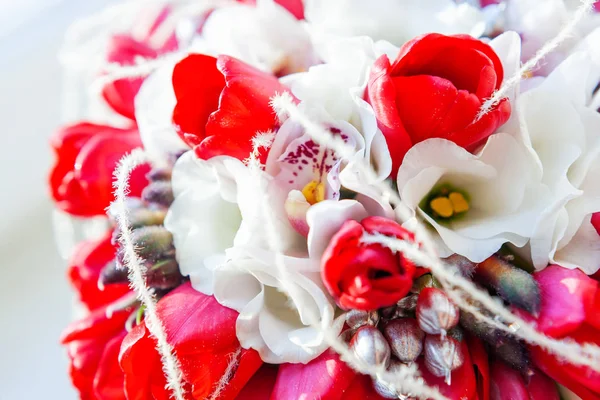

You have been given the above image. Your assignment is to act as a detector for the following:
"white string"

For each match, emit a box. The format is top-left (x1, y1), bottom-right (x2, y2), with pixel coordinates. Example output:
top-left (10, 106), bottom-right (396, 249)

top-left (113, 149), bottom-right (186, 400)
top-left (270, 93), bottom-right (600, 372)
top-left (207, 348), bottom-right (242, 400)
top-left (477, 0), bottom-right (596, 118)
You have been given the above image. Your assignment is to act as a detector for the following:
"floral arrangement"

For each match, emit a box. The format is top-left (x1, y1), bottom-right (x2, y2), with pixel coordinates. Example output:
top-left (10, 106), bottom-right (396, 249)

top-left (49, 0), bottom-right (600, 399)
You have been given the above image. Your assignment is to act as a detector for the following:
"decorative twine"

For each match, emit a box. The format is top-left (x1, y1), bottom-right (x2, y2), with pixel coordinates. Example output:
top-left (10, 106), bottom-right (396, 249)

top-left (113, 149), bottom-right (186, 400)
top-left (104, 0), bottom-right (600, 398)
top-left (270, 93), bottom-right (600, 374)
top-left (207, 348), bottom-right (242, 400)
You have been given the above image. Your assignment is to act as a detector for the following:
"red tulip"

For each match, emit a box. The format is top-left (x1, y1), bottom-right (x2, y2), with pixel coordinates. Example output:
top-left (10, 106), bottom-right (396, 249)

top-left (102, 6), bottom-right (178, 120)
top-left (68, 230), bottom-right (130, 311)
top-left (520, 265), bottom-right (600, 399)
top-left (366, 33), bottom-right (510, 176)
top-left (321, 216), bottom-right (417, 310)
top-left (61, 304), bottom-right (133, 400)
top-left (172, 54), bottom-right (291, 163)
top-left (49, 122), bottom-right (149, 217)
top-left (490, 361), bottom-right (559, 400)
top-left (271, 349), bottom-right (387, 399)
top-left (119, 282), bottom-right (263, 400)
top-left (466, 334), bottom-right (490, 400)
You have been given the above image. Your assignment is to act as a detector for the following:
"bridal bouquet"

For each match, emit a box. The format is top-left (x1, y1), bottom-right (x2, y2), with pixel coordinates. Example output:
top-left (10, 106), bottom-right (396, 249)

top-left (49, 1), bottom-right (600, 399)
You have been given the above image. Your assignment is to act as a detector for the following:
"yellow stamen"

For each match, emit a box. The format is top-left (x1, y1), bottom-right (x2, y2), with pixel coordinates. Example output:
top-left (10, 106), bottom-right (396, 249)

top-left (302, 181), bottom-right (326, 205)
top-left (449, 192), bottom-right (469, 214)
top-left (430, 197), bottom-right (454, 218)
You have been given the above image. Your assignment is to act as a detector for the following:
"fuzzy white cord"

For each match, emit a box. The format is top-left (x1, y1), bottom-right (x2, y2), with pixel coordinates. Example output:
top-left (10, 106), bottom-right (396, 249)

top-left (248, 117), bottom-right (445, 399)
top-left (207, 348), bottom-right (242, 400)
top-left (113, 149), bottom-right (186, 400)
top-left (271, 93), bottom-right (600, 373)
top-left (477, 0), bottom-right (596, 118)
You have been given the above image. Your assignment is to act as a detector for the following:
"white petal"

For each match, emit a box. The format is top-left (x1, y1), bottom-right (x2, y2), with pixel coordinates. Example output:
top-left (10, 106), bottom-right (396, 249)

top-left (553, 216), bottom-right (600, 274)
top-left (135, 62), bottom-right (188, 159)
top-left (306, 199), bottom-right (368, 258)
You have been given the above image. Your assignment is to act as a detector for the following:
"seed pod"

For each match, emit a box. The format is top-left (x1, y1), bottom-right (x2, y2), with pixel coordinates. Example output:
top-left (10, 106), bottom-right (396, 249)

top-left (443, 254), bottom-right (476, 277)
top-left (147, 167), bottom-right (172, 182)
top-left (127, 208), bottom-right (167, 229)
top-left (491, 337), bottom-right (531, 375)
top-left (142, 181), bottom-right (175, 208)
top-left (474, 255), bottom-right (541, 315)
top-left (383, 318), bottom-right (425, 363)
top-left (350, 325), bottom-right (391, 368)
top-left (373, 378), bottom-right (397, 399)
top-left (99, 260), bottom-right (129, 287)
top-left (345, 309), bottom-right (379, 329)
top-left (411, 274), bottom-right (438, 293)
top-left (379, 305), bottom-right (397, 320)
top-left (128, 226), bottom-right (175, 263)
top-left (416, 288), bottom-right (459, 335)
top-left (145, 258), bottom-right (184, 290)
top-left (424, 335), bottom-right (464, 383)
top-left (397, 294), bottom-right (419, 312)
top-left (372, 360), bottom-right (406, 399)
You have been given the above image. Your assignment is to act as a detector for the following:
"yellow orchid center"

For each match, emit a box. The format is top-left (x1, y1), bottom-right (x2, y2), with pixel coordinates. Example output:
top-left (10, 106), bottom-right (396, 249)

top-left (302, 180), bottom-right (326, 205)
top-left (429, 191), bottom-right (470, 219)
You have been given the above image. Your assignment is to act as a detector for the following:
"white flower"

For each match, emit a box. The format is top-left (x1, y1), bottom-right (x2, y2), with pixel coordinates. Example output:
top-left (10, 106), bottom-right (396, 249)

top-left (134, 61), bottom-right (189, 160)
top-left (304, 0), bottom-right (485, 49)
top-left (164, 151), bottom-right (339, 363)
top-left (397, 133), bottom-right (549, 261)
top-left (192, 0), bottom-right (314, 74)
top-left (510, 28), bottom-right (600, 273)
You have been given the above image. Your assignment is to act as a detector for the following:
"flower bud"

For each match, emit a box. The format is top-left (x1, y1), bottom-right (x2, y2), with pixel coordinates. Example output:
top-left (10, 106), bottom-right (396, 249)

top-left (475, 255), bottom-right (540, 315)
top-left (345, 309), bottom-right (380, 330)
top-left (416, 288), bottom-right (459, 335)
top-left (125, 226), bottom-right (175, 263)
top-left (383, 318), bottom-right (424, 363)
top-left (372, 360), bottom-right (407, 399)
top-left (146, 167), bottom-right (172, 182)
top-left (145, 258), bottom-right (184, 290)
top-left (423, 335), bottom-right (464, 383)
top-left (127, 208), bottom-right (167, 229)
top-left (397, 294), bottom-right (419, 314)
top-left (141, 181), bottom-right (174, 208)
top-left (99, 260), bottom-right (129, 287)
top-left (350, 325), bottom-right (391, 368)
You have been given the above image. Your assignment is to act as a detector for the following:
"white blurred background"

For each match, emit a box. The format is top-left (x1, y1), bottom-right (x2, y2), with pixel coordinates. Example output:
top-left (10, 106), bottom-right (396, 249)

top-left (0, 0), bottom-right (114, 398)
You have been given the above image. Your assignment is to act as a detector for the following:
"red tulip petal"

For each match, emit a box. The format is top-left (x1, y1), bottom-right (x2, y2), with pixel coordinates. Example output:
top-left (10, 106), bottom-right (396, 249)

top-left (62, 306), bottom-right (131, 399)
top-left (119, 324), bottom-right (171, 400)
top-left (237, 365), bottom-right (278, 399)
top-left (534, 265), bottom-right (599, 337)
top-left (459, 99), bottom-right (511, 151)
top-left (50, 123), bottom-right (147, 217)
top-left (392, 75), bottom-right (481, 144)
top-left (366, 55), bottom-right (412, 176)
top-left (68, 230), bottom-right (130, 311)
top-left (203, 55), bottom-right (289, 159)
top-left (271, 350), bottom-right (361, 400)
top-left (467, 335), bottom-right (490, 400)
top-left (392, 34), bottom-right (503, 96)
top-left (102, 34), bottom-right (159, 120)
top-left (530, 323), bottom-right (600, 398)
top-left (121, 283), bottom-right (262, 400)
top-left (527, 370), bottom-right (560, 400)
top-left (93, 331), bottom-right (127, 400)
top-left (490, 360), bottom-right (529, 400)
top-left (172, 54), bottom-right (225, 145)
